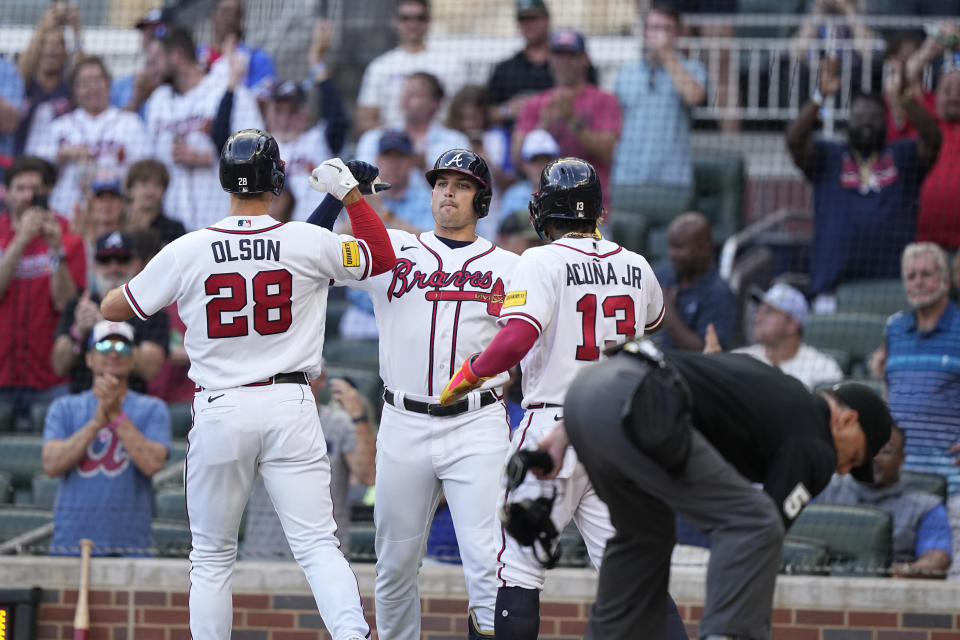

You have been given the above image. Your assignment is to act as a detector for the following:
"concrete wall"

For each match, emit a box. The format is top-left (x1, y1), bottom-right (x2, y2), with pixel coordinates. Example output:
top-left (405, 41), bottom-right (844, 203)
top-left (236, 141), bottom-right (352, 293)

top-left (4, 557), bottom-right (960, 639)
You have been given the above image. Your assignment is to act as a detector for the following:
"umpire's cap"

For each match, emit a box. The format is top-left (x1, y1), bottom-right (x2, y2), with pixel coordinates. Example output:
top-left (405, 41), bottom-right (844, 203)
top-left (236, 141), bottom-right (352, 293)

top-left (425, 149), bottom-right (492, 218)
top-left (829, 382), bottom-right (894, 484)
top-left (219, 129), bottom-right (285, 196)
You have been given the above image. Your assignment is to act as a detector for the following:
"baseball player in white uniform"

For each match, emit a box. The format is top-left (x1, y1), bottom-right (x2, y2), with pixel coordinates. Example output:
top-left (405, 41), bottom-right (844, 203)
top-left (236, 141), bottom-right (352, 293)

top-left (100, 129), bottom-right (397, 640)
top-left (313, 149), bottom-right (518, 640)
top-left (143, 26), bottom-right (264, 232)
top-left (27, 56), bottom-right (149, 217)
top-left (440, 158), bottom-right (671, 640)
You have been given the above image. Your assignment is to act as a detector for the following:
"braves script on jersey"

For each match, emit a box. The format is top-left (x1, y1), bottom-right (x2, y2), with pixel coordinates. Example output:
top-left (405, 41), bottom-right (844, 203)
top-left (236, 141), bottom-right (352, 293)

top-left (121, 216), bottom-right (372, 388)
top-left (500, 235), bottom-right (664, 405)
top-left (26, 106), bottom-right (149, 216)
top-left (344, 229), bottom-right (520, 396)
top-left (144, 75), bottom-right (264, 231)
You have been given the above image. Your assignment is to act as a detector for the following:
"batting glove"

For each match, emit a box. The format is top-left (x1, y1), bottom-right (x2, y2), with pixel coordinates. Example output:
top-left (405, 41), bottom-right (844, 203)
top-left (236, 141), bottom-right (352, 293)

top-left (309, 158), bottom-right (360, 200)
top-left (440, 353), bottom-right (490, 406)
top-left (345, 160), bottom-right (392, 195)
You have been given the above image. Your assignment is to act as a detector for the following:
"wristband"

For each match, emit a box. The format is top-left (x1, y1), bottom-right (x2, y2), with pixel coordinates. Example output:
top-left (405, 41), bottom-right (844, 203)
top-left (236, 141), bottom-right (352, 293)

top-left (105, 412), bottom-right (127, 431)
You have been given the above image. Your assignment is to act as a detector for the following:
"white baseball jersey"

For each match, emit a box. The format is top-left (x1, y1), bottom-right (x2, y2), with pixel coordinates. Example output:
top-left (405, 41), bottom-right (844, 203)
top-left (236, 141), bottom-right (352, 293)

top-left (122, 215), bottom-right (374, 389)
top-left (26, 106), bottom-right (149, 217)
top-left (499, 236), bottom-right (664, 406)
top-left (341, 230), bottom-right (519, 397)
top-left (356, 46), bottom-right (464, 130)
top-left (144, 75), bottom-right (264, 231)
top-left (275, 126), bottom-right (332, 222)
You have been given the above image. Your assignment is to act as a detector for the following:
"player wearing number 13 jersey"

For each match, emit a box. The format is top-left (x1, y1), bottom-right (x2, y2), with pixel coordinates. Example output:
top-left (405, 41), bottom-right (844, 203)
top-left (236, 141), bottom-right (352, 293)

top-left (439, 158), bottom-right (674, 640)
top-left (101, 129), bottom-right (396, 640)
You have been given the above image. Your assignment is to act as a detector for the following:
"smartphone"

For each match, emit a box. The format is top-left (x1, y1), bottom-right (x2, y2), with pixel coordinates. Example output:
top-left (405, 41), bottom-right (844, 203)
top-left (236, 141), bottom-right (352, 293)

top-left (31, 193), bottom-right (48, 210)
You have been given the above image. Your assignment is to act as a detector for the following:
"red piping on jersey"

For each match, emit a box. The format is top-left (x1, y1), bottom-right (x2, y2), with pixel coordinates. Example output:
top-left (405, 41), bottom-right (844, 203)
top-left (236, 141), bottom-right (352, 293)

top-left (345, 199), bottom-right (395, 275)
top-left (418, 234), bottom-right (443, 395)
top-left (205, 221), bottom-right (285, 234)
top-left (124, 283), bottom-right (149, 319)
top-left (357, 240), bottom-right (371, 280)
top-left (470, 319), bottom-right (538, 379)
top-left (497, 411), bottom-right (536, 586)
top-left (449, 242), bottom-right (497, 379)
top-left (645, 303), bottom-right (666, 330)
top-left (551, 242), bottom-right (623, 259)
top-left (498, 311), bottom-right (543, 334)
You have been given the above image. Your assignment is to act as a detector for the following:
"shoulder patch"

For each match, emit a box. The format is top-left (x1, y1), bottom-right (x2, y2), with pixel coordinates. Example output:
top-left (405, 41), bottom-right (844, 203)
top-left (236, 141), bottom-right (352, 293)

top-left (504, 291), bottom-right (527, 308)
top-left (341, 241), bottom-right (361, 268)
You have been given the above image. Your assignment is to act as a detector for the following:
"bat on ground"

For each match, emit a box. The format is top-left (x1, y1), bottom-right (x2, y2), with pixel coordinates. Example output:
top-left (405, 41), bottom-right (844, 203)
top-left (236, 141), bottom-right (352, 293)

top-left (73, 538), bottom-right (93, 640)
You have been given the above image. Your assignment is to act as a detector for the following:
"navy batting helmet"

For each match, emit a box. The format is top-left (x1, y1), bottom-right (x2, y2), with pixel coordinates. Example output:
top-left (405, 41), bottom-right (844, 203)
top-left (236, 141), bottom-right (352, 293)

top-left (528, 157), bottom-right (603, 237)
top-left (219, 129), bottom-right (285, 196)
top-left (424, 149), bottom-right (492, 218)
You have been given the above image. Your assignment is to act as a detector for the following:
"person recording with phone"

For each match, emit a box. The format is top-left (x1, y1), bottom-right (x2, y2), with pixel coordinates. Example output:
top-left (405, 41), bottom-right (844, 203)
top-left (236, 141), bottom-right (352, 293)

top-left (0, 156), bottom-right (86, 430)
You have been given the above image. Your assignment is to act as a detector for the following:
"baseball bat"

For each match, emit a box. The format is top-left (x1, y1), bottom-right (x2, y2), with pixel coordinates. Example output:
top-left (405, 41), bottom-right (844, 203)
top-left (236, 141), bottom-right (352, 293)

top-left (73, 538), bottom-right (93, 640)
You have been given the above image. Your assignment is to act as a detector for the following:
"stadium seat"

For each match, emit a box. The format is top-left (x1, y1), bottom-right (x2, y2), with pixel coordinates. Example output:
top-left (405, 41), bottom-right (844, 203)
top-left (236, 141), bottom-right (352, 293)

top-left (166, 440), bottom-right (189, 467)
top-left (835, 279), bottom-right (907, 317)
top-left (167, 402), bottom-right (193, 439)
top-left (787, 504), bottom-right (892, 576)
top-left (152, 519), bottom-right (192, 558)
top-left (780, 536), bottom-right (830, 576)
top-left (692, 154), bottom-right (746, 245)
top-left (803, 313), bottom-right (887, 376)
top-left (902, 470), bottom-right (948, 502)
top-left (322, 338), bottom-right (380, 369)
top-left (0, 435), bottom-right (45, 502)
top-left (0, 505), bottom-right (53, 544)
top-left (817, 348), bottom-right (852, 375)
top-left (0, 402), bottom-right (14, 432)
top-left (0, 471), bottom-right (11, 504)
top-left (556, 521), bottom-right (589, 568)
top-left (30, 474), bottom-right (59, 510)
top-left (610, 184), bottom-right (693, 259)
top-left (349, 522), bottom-right (376, 563)
top-left (29, 402), bottom-right (51, 432)
top-left (154, 487), bottom-right (187, 521)
top-left (325, 297), bottom-right (351, 340)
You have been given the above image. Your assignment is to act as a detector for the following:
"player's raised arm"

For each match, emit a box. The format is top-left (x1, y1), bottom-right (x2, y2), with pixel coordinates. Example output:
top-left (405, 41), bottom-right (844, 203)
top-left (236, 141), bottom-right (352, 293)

top-left (308, 159), bottom-right (396, 275)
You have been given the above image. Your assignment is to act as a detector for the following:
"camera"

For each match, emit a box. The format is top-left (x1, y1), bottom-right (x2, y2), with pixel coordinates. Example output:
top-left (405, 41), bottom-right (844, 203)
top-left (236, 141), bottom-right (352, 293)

top-left (31, 193), bottom-right (48, 210)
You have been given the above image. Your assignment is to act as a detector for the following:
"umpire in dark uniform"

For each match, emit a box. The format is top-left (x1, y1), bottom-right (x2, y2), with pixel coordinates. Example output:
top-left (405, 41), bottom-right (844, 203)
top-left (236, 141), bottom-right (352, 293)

top-left (534, 338), bottom-right (892, 640)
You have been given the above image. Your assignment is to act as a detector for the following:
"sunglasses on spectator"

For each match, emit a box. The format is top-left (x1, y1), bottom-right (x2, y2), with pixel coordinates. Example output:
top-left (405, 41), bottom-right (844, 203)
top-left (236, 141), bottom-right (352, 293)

top-left (396, 12), bottom-right (428, 21)
top-left (94, 339), bottom-right (133, 356)
top-left (95, 255), bottom-right (132, 266)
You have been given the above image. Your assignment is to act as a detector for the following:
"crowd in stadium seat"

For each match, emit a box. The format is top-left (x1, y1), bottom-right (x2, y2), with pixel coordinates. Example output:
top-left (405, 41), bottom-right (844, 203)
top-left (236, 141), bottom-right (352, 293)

top-left (0, 0), bottom-right (957, 577)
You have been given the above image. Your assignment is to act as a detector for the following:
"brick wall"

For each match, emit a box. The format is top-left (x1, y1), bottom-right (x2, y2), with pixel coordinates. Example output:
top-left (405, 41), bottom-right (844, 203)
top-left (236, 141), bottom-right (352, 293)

top-left (33, 589), bottom-right (960, 640)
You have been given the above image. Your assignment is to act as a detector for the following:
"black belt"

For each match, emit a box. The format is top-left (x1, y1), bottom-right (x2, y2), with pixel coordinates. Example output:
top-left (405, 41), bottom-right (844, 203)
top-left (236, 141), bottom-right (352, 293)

top-left (195, 372), bottom-right (309, 391)
top-left (526, 402), bottom-right (562, 409)
top-left (383, 388), bottom-right (498, 417)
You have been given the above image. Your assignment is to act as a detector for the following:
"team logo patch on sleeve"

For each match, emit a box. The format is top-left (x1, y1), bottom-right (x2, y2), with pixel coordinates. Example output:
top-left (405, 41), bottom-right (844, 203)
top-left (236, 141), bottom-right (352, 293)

top-left (341, 241), bottom-right (361, 267)
top-left (504, 291), bottom-right (527, 308)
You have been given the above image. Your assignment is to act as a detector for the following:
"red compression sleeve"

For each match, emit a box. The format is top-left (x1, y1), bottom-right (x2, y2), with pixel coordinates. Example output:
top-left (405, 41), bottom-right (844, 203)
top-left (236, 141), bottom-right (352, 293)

top-left (471, 319), bottom-right (539, 378)
top-left (345, 199), bottom-right (396, 276)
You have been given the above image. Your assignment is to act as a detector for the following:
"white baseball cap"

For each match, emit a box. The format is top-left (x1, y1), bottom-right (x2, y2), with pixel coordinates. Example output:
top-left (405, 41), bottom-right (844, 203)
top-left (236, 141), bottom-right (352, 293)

top-left (521, 129), bottom-right (561, 161)
top-left (755, 283), bottom-right (809, 326)
top-left (90, 320), bottom-right (135, 345)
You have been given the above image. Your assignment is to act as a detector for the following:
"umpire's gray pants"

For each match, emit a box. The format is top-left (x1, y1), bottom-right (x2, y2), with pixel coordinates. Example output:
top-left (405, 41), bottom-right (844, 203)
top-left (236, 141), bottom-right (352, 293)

top-left (564, 356), bottom-right (785, 640)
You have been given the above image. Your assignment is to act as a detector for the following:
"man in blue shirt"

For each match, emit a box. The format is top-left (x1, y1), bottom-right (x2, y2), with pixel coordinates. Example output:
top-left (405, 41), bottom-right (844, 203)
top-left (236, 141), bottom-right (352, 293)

top-left (42, 320), bottom-right (171, 556)
top-left (878, 242), bottom-right (960, 579)
top-left (817, 424), bottom-right (952, 578)
top-left (0, 55), bottom-right (24, 169)
top-left (654, 212), bottom-right (737, 351)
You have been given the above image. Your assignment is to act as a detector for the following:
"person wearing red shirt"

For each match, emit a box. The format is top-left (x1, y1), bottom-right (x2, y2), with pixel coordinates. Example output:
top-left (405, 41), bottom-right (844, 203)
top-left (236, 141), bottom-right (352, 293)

top-left (0, 156), bottom-right (85, 429)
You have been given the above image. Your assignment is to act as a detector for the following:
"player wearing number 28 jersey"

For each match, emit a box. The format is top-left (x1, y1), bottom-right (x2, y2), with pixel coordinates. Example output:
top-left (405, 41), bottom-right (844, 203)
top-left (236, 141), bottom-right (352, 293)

top-left (101, 130), bottom-right (396, 640)
top-left (439, 158), bottom-right (682, 640)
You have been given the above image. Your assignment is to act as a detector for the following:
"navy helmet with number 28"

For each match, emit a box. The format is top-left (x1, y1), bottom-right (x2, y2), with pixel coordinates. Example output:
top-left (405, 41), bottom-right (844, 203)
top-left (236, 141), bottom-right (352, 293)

top-left (219, 129), bottom-right (286, 196)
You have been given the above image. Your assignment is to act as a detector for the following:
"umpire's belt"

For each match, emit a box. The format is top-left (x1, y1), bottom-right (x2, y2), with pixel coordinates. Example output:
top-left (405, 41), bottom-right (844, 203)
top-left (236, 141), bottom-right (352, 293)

top-left (195, 371), bottom-right (309, 391)
top-left (383, 388), bottom-right (498, 417)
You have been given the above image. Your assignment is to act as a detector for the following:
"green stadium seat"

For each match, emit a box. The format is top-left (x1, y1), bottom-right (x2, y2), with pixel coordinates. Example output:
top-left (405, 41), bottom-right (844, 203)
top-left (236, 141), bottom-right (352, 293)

top-left (0, 402), bottom-right (14, 432)
top-left (787, 504), bottom-right (892, 576)
top-left (817, 348), bottom-right (852, 375)
top-left (556, 522), bottom-right (589, 568)
top-left (780, 536), bottom-right (830, 576)
top-left (30, 474), bottom-right (59, 510)
top-left (155, 487), bottom-right (187, 521)
top-left (325, 297), bottom-right (351, 340)
top-left (610, 184), bottom-right (693, 258)
top-left (168, 402), bottom-right (193, 439)
top-left (29, 402), bottom-right (51, 433)
top-left (902, 471), bottom-right (948, 502)
top-left (323, 338), bottom-right (380, 369)
top-left (803, 313), bottom-right (887, 376)
top-left (152, 519), bottom-right (192, 558)
top-left (349, 522), bottom-right (376, 563)
top-left (0, 435), bottom-right (45, 499)
top-left (0, 471), bottom-right (12, 504)
top-left (692, 154), bottom-right (746, 245)
top-left (0, 505), bottom-right (53, 543)
top-left (835, 280), bottom-right (907, 317)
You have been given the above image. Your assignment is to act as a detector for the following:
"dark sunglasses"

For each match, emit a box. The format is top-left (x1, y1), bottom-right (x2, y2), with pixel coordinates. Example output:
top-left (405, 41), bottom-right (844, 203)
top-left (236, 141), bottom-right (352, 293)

top-left (396, 12), bottom-right (428, 21)
top-left (95, 255), bottom-right (132, 266)
top-left (94, 339), bottom-right (133, 356)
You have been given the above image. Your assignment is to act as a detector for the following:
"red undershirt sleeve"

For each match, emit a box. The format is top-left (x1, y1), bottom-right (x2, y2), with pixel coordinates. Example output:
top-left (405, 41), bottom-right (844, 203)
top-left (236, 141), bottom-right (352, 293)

top-left (345, 199), bottom-right (396, 276)
top-left (470, 319), bottom-right (539, 378)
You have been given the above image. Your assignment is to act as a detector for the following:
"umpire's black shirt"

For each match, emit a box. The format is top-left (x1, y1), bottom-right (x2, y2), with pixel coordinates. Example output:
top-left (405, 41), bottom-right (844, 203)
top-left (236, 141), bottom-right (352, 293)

top-left (666, 350), bottom-right (838, 525)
